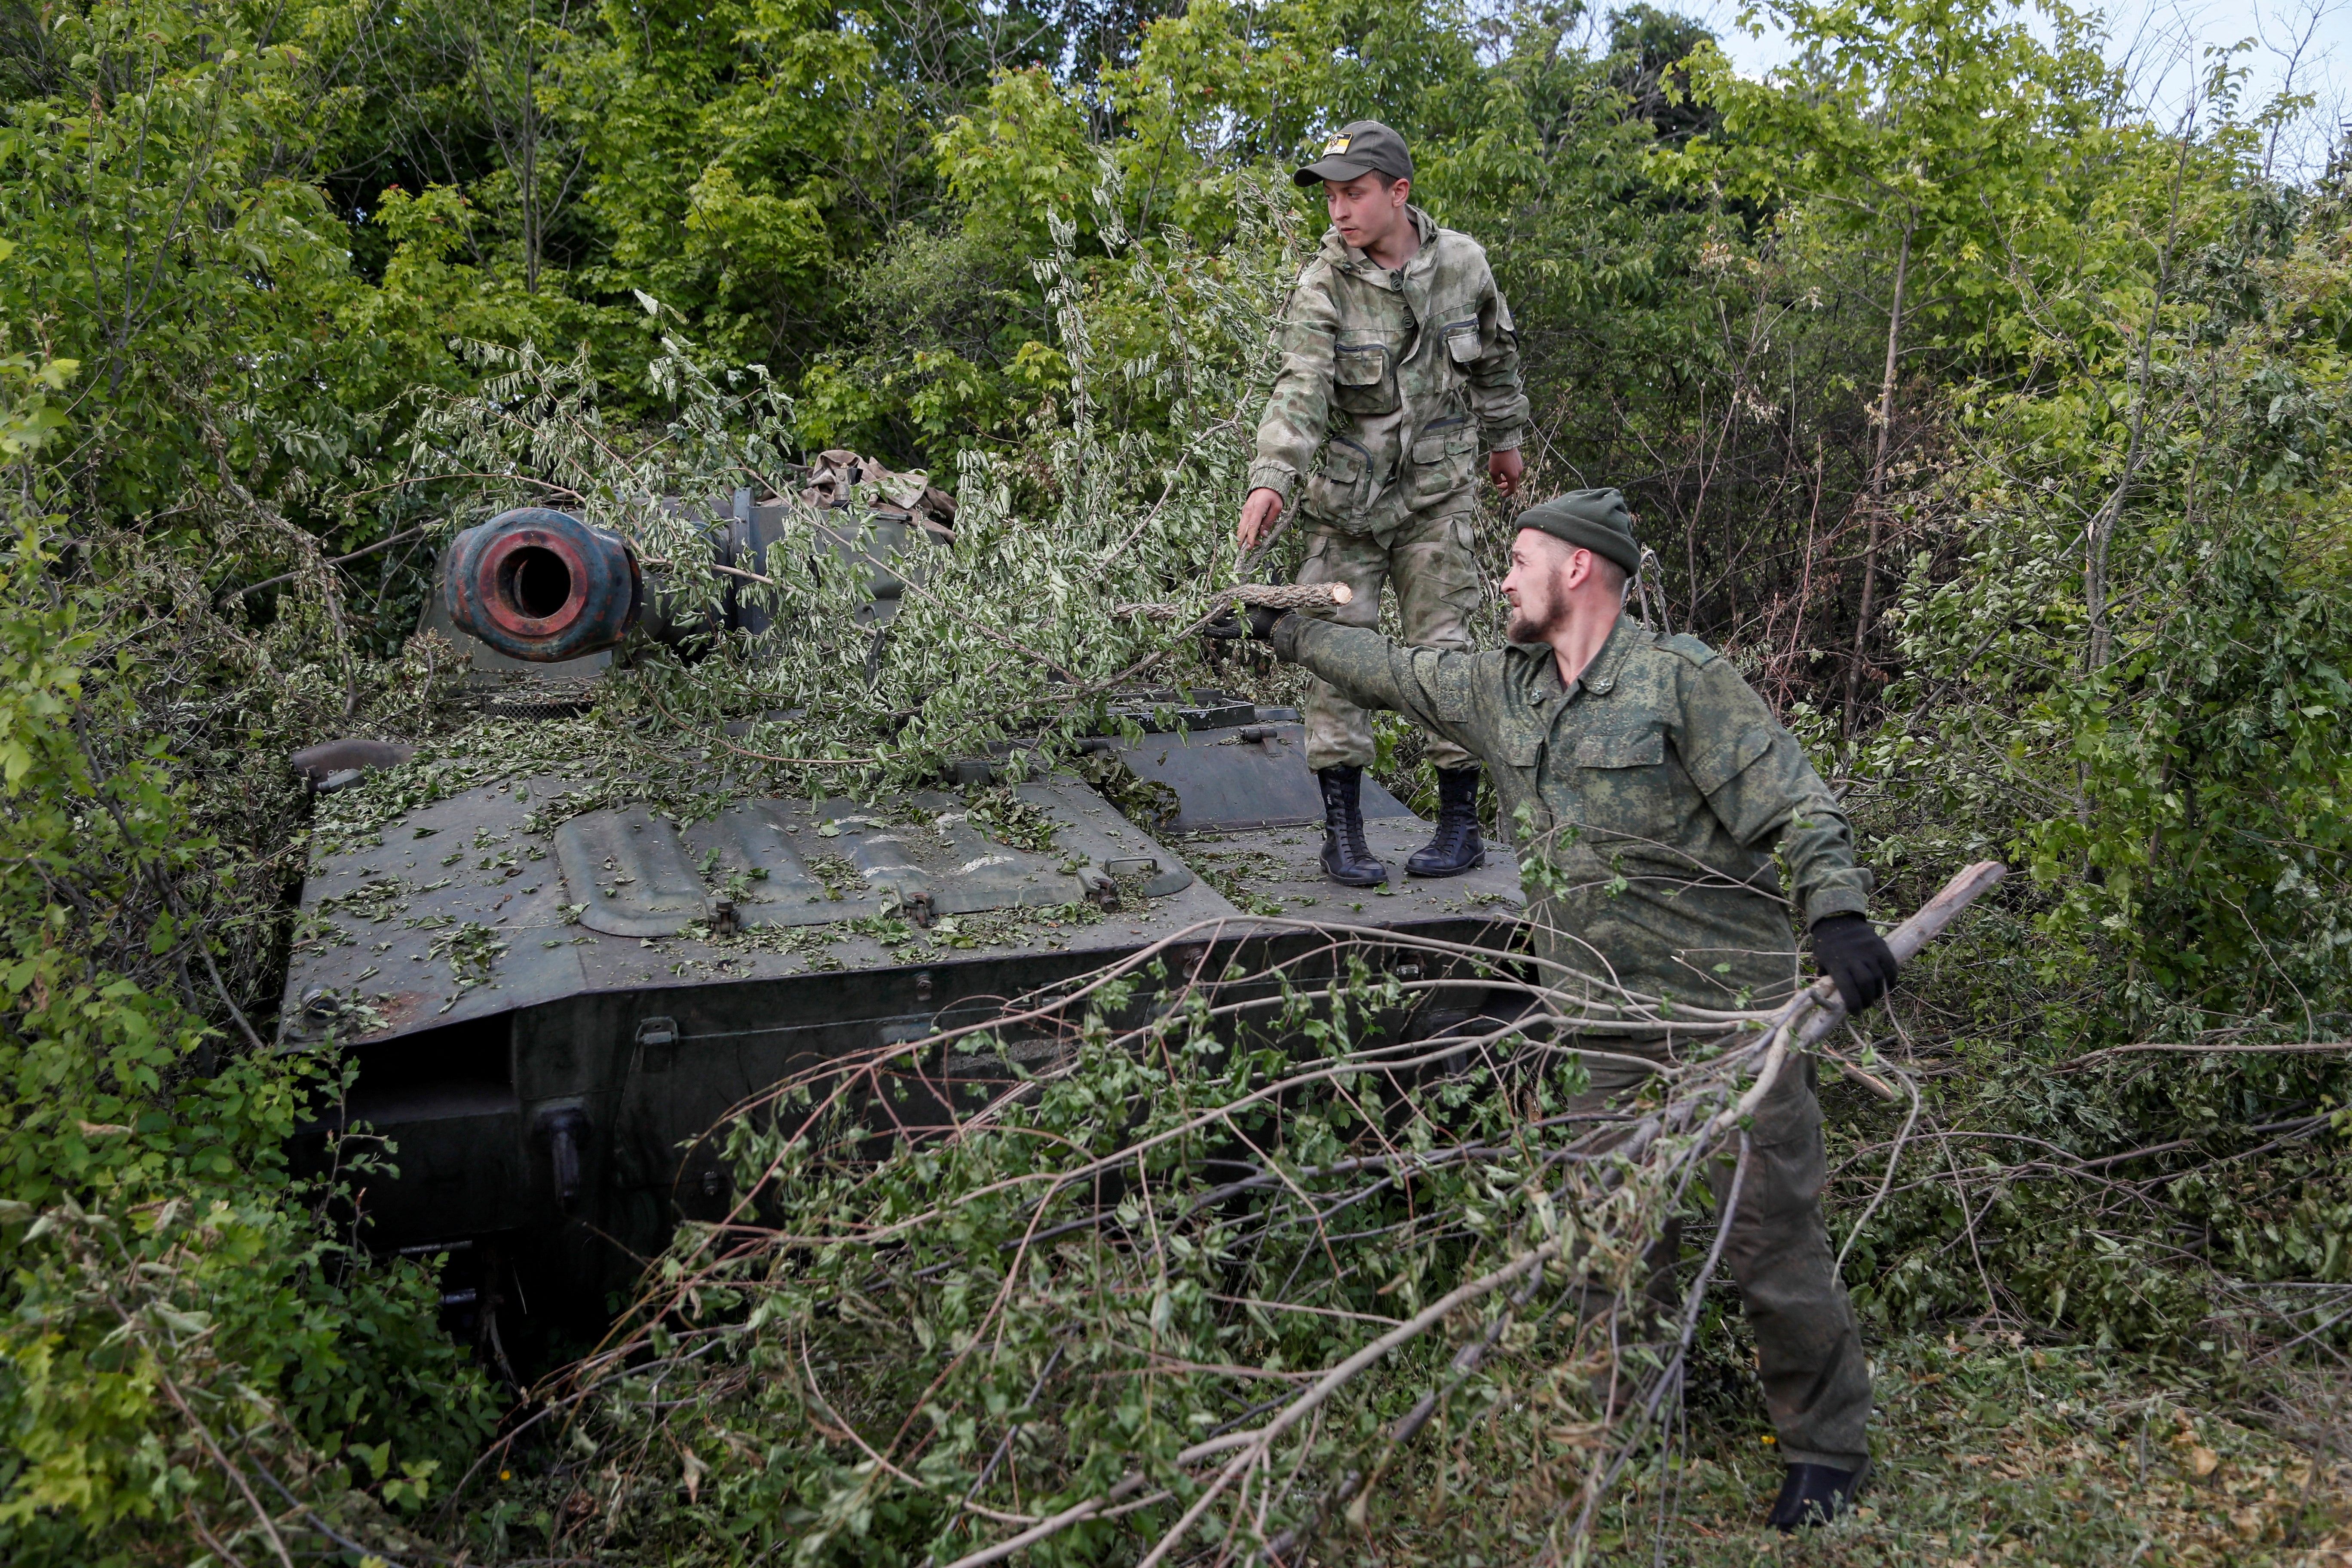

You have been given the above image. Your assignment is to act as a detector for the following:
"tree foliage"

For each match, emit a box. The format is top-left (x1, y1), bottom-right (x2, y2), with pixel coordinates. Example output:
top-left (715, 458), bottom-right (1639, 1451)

top-left (0, 0), bottom-right (2349, 1558)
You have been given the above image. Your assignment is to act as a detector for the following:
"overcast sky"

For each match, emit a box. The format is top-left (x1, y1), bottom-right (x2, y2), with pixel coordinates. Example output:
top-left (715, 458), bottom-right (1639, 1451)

top-left (1686, 0), bottom-right (2349, 181)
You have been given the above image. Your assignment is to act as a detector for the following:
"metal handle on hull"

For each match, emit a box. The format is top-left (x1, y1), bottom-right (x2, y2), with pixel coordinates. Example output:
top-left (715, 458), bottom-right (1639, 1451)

top-left (538, 1107), bottom-right (590, 1210)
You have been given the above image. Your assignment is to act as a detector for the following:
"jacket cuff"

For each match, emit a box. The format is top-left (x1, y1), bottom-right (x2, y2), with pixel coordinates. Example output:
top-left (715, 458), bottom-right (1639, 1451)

top-left (1269, 609), bottom-right (1317, 663)
top-left (1481, 425), bottom-right (1526, 455)
top-left (1246, 463), bottom-right (1297, 503)
top-left (1803, 885), bottom-right (1872, 930)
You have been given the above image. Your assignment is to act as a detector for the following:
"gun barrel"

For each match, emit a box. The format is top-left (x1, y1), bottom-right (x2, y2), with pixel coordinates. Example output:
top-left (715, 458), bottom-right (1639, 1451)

top-left (444, 508), bottom-right (642, 663)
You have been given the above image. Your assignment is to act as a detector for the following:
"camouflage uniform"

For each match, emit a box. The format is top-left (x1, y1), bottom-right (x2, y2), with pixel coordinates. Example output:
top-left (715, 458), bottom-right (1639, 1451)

top-left (1247, 205), bottom-right (1529, 772)
top-left (1268, 609), bottom-right (1875, 1472)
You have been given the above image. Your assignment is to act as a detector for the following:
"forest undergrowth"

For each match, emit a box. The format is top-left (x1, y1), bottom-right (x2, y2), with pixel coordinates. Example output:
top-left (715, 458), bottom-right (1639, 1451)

top-left (2, 0), bottom-right (2352, 1561)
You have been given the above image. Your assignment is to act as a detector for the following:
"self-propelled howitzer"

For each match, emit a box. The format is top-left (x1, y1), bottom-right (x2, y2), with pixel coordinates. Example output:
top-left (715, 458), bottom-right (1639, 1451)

top-left (280, 467), bottom-right (1526, 1352)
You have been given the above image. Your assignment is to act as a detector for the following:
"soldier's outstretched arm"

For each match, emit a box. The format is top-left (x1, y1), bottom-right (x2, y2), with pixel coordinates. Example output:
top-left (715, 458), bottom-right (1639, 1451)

top-left (1266, 615), bottom-right (1491, 764)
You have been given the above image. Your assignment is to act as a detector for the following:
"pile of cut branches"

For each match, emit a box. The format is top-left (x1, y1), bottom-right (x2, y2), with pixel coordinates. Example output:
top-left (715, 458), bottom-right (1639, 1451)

top-left (452, 867), bottom-right (2000, 1565)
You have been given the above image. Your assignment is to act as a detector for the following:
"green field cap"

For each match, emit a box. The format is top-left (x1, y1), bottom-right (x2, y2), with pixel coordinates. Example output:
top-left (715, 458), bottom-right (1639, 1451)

top-left (1295, 121), bottom-right (1414, 187)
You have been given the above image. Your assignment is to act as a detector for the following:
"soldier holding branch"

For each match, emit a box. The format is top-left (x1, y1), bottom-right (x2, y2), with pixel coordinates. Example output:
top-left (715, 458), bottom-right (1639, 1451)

top-left (1213, 488), bottom-right (1901, 1530)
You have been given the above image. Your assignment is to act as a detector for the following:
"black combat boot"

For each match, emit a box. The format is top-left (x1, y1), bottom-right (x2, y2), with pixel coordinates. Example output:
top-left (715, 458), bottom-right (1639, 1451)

top-left (1406, 766), bottom-right (1485, 878)
top-left (1316, 766), bottom-right (1388, 887)
top-left (1767, 1461), bottom-right (1867, 1531)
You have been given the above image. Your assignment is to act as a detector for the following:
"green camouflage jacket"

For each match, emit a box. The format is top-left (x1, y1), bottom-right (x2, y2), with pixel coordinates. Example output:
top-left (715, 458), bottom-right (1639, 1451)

top-left (1272, 612), bottom-right (1873, 1017)
top-left (1247, 208), bottom-right (1529, 542)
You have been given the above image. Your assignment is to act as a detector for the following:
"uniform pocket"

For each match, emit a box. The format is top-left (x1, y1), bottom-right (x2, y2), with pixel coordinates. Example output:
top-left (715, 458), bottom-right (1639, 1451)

top-left (1571, 726), bottom-right (1675, 844)
top-left (1332, 341), bottom-right (1399, 416)
top-left (1402, 416), bottom-right (1478, 508)
top-left (1442, 318), bottom-right (1482, 364)
top-left (1572, 732), bottom-right (1664, 769)
top-left (1305, 436), bottom-right (1372, 520)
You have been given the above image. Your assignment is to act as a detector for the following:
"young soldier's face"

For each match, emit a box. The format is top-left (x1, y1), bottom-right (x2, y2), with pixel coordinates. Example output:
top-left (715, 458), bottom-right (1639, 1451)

top-left (1324, 173), bottom-right (1410, 252)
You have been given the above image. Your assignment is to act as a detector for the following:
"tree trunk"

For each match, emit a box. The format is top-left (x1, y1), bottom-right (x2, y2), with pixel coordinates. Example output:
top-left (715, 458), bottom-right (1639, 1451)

top-left (521, 0), bottom-right (540, 296)
top-left (469, 0), bottom-right (545, 296)
top-left (2086, 141), bottom-right (2190, 676)
top-left (1843, 217), bottom-right (1912, 736)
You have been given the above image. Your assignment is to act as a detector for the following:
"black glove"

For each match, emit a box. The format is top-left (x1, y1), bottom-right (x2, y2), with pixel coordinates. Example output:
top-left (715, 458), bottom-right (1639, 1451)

top-left (1202, 604), bottom-right (1287, 641)
top-left (1810, 913), bottom-right (1899, 1014)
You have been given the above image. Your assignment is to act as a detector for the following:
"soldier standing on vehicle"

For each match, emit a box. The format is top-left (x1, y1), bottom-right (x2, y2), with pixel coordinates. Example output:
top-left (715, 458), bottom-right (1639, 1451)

top-left (1238, 120), bottom-right (1529, 888)
top-left (1210, 488), bottom-right (1900, 1531)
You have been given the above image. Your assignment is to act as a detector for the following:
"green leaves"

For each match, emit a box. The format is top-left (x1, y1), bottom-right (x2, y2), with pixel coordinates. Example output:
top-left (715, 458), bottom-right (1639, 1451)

top-left (0, 501), bottom-right (500, 1560)
top-left (0, 1183), bottom-right (490, 1544)
top-left (0, 353), bottom-right (77, 464)
top-left (935, 67), bottom-right (1093, 244)
top-left (1877, 159), bottom-right (2352, 1023)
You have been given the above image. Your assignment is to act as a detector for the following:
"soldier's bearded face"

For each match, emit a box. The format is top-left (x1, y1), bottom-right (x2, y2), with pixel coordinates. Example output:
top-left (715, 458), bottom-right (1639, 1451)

top-left (1502, 534), bottom-right (1574, 643)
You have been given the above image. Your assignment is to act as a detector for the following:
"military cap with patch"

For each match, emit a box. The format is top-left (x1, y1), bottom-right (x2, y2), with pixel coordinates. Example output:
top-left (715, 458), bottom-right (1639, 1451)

top-left (1294, 121), bottom-right (1414, 187)
top-left (1516, 489), bottom-right (1642, 576)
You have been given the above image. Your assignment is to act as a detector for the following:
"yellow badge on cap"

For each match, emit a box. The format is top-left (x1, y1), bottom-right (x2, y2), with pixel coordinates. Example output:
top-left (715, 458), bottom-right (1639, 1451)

top-left (1323, 134), bottom-right (1351, 155)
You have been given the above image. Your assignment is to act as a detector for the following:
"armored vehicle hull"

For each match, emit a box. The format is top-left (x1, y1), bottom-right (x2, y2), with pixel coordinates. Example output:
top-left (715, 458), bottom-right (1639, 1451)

top-left (285, 497), bottom-right (1527, 1344)
top-left (285, 726), bottom-right (1525, 1336)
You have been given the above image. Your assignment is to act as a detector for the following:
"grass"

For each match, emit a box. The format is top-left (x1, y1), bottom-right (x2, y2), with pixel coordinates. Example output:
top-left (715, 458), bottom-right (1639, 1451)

top-left (1345, 1332), bottom-right (2352, 1566)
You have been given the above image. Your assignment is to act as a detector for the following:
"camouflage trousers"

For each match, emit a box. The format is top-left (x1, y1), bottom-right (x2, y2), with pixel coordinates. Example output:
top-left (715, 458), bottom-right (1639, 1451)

top-left (1294, 507), bottom-right (1480, 773)
top-left (1575, 1050), bottom-right (1872, 1473)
